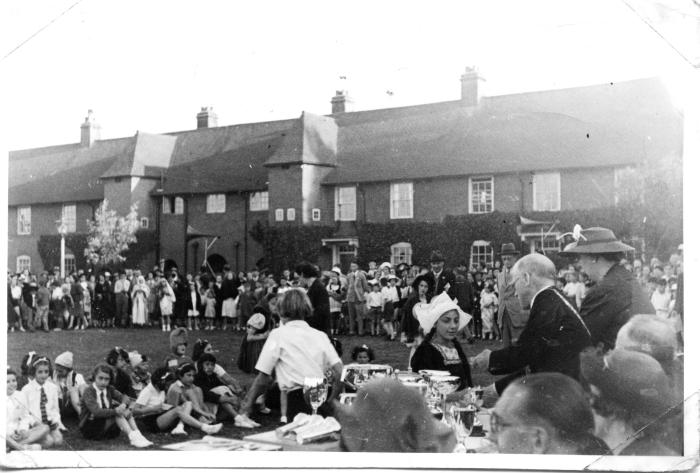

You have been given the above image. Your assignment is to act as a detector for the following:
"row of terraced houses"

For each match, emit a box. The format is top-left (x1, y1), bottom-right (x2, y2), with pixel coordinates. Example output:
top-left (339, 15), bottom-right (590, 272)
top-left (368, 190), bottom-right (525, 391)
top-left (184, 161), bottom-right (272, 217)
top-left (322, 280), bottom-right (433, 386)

top-left (8, 69), bottom-right (683, 275)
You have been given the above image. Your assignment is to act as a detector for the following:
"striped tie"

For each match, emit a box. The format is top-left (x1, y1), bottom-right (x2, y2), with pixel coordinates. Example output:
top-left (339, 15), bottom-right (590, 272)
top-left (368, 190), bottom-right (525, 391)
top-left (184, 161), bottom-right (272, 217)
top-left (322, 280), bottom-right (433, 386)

top-left (40, 386), bottom-right (48, 424)
top-left (100, 391), bottom-right (107, 409)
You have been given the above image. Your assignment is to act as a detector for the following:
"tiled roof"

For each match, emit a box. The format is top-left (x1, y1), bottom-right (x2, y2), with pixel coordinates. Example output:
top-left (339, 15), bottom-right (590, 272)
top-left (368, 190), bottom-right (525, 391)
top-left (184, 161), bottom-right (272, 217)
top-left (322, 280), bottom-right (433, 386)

top-left (101, 132), bottom-right (176, 179)
top-left (265, 112), bottom-right (338, 167)
top-left (322, 77), bottom-right (682, 185)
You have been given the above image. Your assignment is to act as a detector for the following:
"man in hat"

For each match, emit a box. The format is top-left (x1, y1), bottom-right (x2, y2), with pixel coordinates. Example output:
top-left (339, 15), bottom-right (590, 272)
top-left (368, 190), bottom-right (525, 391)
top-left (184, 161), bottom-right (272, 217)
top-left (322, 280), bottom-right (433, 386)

top-left (559, 227), bottom-right (653, 351)
top-left (496, 243), bottom-right (529, 346)
top-left (346, 259), bottom-right (370, 336)
top-left (471, 253), bottom-right (591, 394)
top-left (425, 250), bottom-right (456, 300)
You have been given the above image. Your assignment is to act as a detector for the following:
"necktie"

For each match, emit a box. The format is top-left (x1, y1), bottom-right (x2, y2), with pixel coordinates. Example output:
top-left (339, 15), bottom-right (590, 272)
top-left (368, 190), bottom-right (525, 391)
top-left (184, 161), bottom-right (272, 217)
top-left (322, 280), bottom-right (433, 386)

top-left (100, 391), bottom-right (107, 409)
top-left (40, 386), bottom-right (48, 424)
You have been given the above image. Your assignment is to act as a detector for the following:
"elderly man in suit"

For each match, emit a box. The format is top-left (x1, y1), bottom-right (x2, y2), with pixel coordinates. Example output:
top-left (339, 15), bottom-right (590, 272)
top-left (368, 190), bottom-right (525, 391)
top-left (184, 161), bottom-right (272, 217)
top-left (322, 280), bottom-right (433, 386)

top-left (425, 250), bottom-right (456, 300)
top-left (496, 243), bottom-right (530, 346)
top-left (346, 259), bottom-right (370, 336)
top-left (472, 253), bottom-right (591, 395)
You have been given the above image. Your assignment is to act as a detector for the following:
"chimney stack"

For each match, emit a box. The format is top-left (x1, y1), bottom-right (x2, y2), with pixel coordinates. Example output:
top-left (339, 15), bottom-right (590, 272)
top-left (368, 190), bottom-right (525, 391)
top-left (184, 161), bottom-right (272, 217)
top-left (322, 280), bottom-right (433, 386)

top-left (197, 106), bottom-right (218, 129)
top-left (331, 90), bottom-right (353, 114)
top-left (460, 67), bottom-right (484, 106)
top-left (80, 110), bottom-right (101, 147)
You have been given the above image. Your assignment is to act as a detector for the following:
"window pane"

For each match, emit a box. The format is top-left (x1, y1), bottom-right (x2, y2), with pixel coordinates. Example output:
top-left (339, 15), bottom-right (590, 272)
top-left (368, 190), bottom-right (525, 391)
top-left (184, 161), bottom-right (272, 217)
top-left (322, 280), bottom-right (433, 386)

top-left (250, 191), bottom-right (269, 211)
top-left (470, 241), bottom-right (493, 268)
top-left (162, 197), bottom-right (171, 214)
top-left (17, 206), bottom-right (31, 235)
top-left (206, 194), bottom-right (225, 213)
top-left (62, 204), bottom-right (76, 232)
top-left (65, 254), bottom-right (76, 274)
top-left (533, 173), bottom-right (560, 211)
top-left (390, 182), bottom-right (413, 219)
top-left (470, 177), bottom-right (493, 213)
top-left (286, 208), bottom-right (296, 221)
top-left (275, 209), bottom-right (284, 221)
top-left (174, 197), bottom-right (184, 214)
top-left (336, 187), bottom-right (356, 221)
top-left (390, 242), bottom-right (412, 266)
top-left (17, 256), bottom-right (31, 273)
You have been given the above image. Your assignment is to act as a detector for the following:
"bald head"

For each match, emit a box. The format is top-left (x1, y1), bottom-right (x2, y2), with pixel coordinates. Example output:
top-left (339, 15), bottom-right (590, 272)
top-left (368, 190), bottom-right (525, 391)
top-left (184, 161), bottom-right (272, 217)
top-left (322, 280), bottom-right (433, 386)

top-left (512, 253), bottom-right (557, 282)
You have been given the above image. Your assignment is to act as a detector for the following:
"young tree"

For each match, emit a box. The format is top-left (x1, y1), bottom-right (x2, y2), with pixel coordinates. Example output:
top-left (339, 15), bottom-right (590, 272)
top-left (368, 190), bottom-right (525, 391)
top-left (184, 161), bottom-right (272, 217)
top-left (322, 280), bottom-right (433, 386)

top-left (84, 201), bottom-right (140, 266)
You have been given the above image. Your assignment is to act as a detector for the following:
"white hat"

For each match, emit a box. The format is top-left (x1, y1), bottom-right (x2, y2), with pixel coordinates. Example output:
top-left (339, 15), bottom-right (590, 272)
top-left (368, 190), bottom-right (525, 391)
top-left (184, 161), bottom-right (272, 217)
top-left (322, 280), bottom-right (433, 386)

top-left (378, 262), bottom-right (392, 270)
top-left (128, 351), bottom-right (145, 368)
top-left (331, 266), bottom-right (342, 275)
top-left (413, 292), bottom-right (471, 334)
top-left (387, 274), bottom-right (400, 281)
top-left (55, 351), bottom-right (73, 369)
top-left (247, 313), bottom-right (266, 331)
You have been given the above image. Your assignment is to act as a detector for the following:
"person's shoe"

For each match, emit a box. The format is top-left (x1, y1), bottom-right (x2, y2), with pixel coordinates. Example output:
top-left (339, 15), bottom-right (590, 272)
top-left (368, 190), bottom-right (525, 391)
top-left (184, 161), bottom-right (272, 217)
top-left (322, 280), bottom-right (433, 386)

top-left (201, 423), bottom-right (223, 434)
top-left (19, 327), bottom-right (26, 332)
top-left (9, 327), bottom-right (15, 333)
top-left (171, 422), bottom-right (187, 435)
top-left (258, 406), bottom-right (271, 414)
top-left (234, 415), bottom-right (259, 428)
top-left (280, 416), bottom-right (288, 424)
top-left (129, 431), bottom-right (151, 448)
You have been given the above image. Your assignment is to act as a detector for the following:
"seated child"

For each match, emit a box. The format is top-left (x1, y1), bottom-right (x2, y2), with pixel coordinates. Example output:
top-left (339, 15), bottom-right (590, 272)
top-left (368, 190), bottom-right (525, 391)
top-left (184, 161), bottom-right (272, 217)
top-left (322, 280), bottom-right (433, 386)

top-left (351, 344), bottom-right (375, 364)
top-left (164, 328), bottom-right (194, 374)
top-left (194, 353), bottom-right (259, 428)
top-left (106, 347), bottom-right (136, 399)
top-left (192, 339), bottom-right (244, 396)
top-left (166, 363), bottom-right (217, 427)
top-left (52, 351), bottom-right (87, 419)
top-left (7, 368), bottom-right (49, 450)
top-left (133, 367), bottom-right (222, 436)
top-left (20, 355), bottom-right (63, 448)
top-left (18, 351), bottom-right (38, 390)
top-left (79, 363), bottom-right (152, 448)
top-left (128, 351), bottom-right (151, 398)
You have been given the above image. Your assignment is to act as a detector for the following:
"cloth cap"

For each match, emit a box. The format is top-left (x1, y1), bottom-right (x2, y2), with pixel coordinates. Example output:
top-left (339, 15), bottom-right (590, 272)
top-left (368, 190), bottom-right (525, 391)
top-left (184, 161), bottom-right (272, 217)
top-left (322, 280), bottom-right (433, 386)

top-left (580, 348), bottom-right (674, 417)
top-left (54, 351), bottom-right (73, 369)
top-left (559, 227), bottom-right (634, 255)
top-left (429, 250), bottom-right (445, 263)
top-left (413, 292), bottom-right (471, 334)
top-left (499, 243), bottom-right (520, 256)
top-left (169, 327), bottom-right (188, 349)
top-left (247, 313), bottom-right (266, 330)
top-left (334, 378), bottom-right (456, 452)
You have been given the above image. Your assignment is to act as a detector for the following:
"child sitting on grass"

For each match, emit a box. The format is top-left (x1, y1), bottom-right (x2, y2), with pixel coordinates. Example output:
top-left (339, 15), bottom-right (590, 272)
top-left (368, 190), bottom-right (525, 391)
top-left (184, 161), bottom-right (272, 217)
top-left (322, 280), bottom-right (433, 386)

top-left (166, 363), bottom-right (217, 427)
top-left (195, 353), bottom-right (259, 428)
top-left (20, 356), bottom-right (64, 448)
top-left (106, 347), bottom-right (136, 399)
top-left (79, 363), bottom-right (152, 448)
top-left (52, 351), bottom-right (87, 419)
top-left (133, 366), bottom-right (222, 436)
top-left (7, 368), bottom-right (50, 451)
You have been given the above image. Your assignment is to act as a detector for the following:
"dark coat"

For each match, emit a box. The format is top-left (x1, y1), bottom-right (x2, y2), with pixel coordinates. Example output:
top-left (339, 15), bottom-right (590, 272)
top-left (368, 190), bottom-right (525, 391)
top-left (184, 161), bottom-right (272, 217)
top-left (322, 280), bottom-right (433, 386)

top-left (452, 275), bottom-right (473, 314)
top-left (306, 278), bottom-right (330, 334)
top-left (79, 384), bottom-right (128, 428)
top-left (489, 287), bottom-right (591, 394)
top-left (400, 293), bottom-right (423, 340)
top-left (410, 339), bottom-right (473, 390)
top-left (580, 264), bottom-right (654, 351)
top-left (426, 268), bottom-right (456, 299)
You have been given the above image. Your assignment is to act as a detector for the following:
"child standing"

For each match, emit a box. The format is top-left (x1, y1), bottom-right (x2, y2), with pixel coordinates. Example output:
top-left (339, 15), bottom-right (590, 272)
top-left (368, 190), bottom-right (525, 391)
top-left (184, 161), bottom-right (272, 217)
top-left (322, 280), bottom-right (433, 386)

top-left (366, 281), bottom-right (383, 336)
top-left (381, 276), bottom-right (400, 340)
top-left (20, 356), bottom-right (63, 448)
top-left (651, 278), bottom-right (672, 318)
top-left (203, 282), bottom-right (217, 331)
top-left (327, 273), bottom-right (344, 336)
top-left (7, 368), bottom-right (49, 450)
top-left (185, 281), bottom-right (201, 331)
top-left (79, 363), bottom-right (152, 448)
top-left (133, 367), bottom-right (222, 436)
top-left (480, 282), bottom-right (498, 340)
top-left (158, 279), bottom-right (176, 332)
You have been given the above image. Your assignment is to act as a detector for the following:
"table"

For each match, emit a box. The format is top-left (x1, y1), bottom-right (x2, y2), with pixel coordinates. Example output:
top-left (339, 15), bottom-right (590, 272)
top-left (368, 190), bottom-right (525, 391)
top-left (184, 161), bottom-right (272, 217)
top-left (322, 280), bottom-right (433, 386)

top-left (463, 411), bottom-right (495, 453)
top-left (162, 435), bottom-right (282, 451)
top-left (243, 430), bottom-right (341, 452)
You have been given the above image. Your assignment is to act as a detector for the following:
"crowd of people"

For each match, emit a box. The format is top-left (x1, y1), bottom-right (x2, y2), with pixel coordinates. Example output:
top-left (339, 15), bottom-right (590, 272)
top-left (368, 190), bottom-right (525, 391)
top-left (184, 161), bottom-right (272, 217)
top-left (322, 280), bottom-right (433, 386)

top-left (6, 226), bottom-right (685, 456)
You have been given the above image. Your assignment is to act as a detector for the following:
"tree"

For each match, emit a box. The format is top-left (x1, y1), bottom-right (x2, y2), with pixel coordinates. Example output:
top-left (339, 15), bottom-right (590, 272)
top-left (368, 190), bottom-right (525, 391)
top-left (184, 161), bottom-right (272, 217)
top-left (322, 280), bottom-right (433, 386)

top-left (84, 201), bottom-right (140, 266)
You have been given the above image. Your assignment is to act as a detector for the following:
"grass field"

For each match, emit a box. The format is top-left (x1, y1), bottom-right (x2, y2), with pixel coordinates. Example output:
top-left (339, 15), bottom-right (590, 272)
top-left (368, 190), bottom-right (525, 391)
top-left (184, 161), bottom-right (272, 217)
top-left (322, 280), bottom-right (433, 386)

top-left (7, 328), bottom-right (500, 451)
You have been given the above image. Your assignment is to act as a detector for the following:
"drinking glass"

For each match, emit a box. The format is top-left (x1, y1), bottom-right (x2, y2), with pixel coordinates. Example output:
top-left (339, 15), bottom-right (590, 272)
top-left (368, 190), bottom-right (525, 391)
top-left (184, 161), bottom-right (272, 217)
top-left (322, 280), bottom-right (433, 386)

top-left (303, 377), bottom-right (328, 415)
top-left (430, 375), bottom-right (460, 418)
top-left (446, 403), bottom-right (477, 447)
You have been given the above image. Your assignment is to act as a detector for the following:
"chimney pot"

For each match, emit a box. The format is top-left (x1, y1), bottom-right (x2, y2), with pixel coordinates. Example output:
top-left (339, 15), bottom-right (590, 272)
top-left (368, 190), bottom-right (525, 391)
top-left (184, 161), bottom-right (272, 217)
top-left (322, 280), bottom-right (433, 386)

top-left (460, 66), bottom-right (484, 106)
top-left (331, 90), bottom-right (353, 114)
top-left (197, 106), bottom-right (218, 129)
top-left (80, 109), bottom-right (101, 147)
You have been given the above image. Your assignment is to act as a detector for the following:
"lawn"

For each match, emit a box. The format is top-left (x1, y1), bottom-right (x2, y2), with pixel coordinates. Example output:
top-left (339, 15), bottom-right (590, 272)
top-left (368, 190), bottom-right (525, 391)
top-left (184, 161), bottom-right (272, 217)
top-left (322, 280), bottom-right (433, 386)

top-left (7, 328), bottom-right (500, 451)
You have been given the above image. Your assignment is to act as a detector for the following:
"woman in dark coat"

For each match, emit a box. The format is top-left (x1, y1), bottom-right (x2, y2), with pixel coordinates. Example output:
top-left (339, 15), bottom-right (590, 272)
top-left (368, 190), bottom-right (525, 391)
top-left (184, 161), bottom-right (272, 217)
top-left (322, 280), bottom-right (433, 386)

top-left (400, 274), bottom-right (434, 370)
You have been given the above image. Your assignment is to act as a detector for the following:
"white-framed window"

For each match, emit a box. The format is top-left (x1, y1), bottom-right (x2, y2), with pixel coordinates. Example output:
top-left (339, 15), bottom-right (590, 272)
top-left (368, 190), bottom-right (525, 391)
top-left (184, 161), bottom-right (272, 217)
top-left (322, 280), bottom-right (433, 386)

top-left (17, 206), bottom-right (31, 235)
top-left (64, 252), bottom-right (76, 275)
top-left (140, 217), bottom-right (149, 229)
top-left (469, 176), bottom-right (494, 213)
top-left (533, 172), bottom-right (560, 211)
top-left (613, 166), bottom-right (638, 206)
top-left (335, 186), bottom-right (357, 221)
top-left (312, 208), bottom-right (321, 221)
top-left (275, 209), bottom-right (284, 221)
top-left (162, 196), bottom-right (172, 214)
top-left (470, 240), bottom-right (493, 269)
top-left (287, 208), bottom-right (296, 221)
top-left (250, 192), bottom-right (269, 211)
top-left (16, 255), bottom-right (31, 273)
top-left (62, 204), bottom-right (77, 233)
top-left (173, 197), bottom-right (184, 215)
top-left (206, 194), bottom-right (225, 213)
top-left (391, 242), bottom-right (412, 266)
top-left (390, 182), bottom-right (413, 219)
top-left (534, 235), bottom-right (561, 254)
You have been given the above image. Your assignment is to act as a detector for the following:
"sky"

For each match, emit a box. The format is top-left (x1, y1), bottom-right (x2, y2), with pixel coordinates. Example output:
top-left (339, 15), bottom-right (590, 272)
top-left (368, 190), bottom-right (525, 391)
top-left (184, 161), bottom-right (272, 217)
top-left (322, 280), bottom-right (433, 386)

top-left (0, 0), bottom-right (693, 152)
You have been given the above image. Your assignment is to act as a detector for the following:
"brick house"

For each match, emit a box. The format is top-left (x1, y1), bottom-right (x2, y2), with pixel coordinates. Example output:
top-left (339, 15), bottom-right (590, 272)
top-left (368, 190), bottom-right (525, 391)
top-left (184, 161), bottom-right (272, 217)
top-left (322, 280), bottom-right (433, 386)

top-left (7, 71), bottom-right (682, 275)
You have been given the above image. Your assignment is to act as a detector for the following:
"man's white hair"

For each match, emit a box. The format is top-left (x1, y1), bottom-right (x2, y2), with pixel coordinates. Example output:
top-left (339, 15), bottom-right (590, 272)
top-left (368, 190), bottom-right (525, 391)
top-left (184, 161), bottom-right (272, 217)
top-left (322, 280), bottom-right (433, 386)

top-left (512, 253), bottom-right (556, 283)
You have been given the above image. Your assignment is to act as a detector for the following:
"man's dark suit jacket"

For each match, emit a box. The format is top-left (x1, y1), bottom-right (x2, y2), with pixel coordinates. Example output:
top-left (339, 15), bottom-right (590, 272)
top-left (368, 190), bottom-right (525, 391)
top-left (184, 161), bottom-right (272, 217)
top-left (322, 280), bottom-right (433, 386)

top-left (580, 264), bottom-right (654, 351)
top-left (488, 286), bottom-right (591, 394)
top-left (426, 268), bottom-right (456, 300)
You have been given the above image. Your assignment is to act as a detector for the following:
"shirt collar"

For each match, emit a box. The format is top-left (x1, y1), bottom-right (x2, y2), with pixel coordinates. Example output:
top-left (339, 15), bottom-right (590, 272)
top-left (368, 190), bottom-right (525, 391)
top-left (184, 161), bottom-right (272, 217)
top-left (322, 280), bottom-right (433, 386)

top-left (282, 319), bottom-right (309, 327)
top-left (92, 383), bottom-right (105, 394)
top-left (530, 285), bottom-right (554, 308)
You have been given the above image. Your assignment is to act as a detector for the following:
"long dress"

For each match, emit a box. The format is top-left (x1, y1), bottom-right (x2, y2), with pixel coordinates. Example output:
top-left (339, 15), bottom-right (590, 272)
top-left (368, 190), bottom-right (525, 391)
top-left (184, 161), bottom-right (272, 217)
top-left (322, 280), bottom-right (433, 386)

top-left (480, 290), bottom-right (498, 335)
top-left (131, 284), bottom-right (150, 326)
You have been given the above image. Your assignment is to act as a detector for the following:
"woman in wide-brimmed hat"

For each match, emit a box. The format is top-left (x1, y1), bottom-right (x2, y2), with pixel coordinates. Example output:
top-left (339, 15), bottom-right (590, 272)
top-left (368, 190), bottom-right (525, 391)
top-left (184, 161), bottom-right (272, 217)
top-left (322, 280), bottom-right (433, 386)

top-left (410, 292), bottom-right (473, 396)
top-left (559, 226), bottom-right (653, 351)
